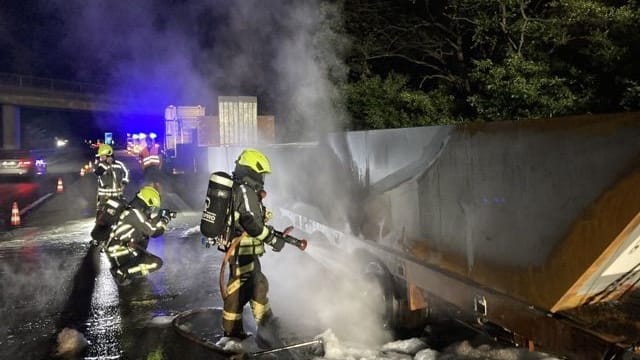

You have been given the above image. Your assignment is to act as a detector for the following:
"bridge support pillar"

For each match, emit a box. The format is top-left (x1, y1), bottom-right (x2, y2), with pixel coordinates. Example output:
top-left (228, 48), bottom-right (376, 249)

top-left (2, 104), bottom-right (21, 150)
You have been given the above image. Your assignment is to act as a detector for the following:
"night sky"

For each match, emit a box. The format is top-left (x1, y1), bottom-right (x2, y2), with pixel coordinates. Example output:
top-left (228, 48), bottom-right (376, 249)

top-left (0, 0), bottom-right (346, 145)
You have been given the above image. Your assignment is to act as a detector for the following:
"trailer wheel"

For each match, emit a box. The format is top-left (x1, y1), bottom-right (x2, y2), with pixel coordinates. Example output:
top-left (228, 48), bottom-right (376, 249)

top-left (361, 261), bottom-right (399, 329)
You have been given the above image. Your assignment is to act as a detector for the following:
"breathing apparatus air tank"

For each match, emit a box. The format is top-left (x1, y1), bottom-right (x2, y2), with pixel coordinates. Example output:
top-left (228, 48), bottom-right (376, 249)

top-left (200, 171), bottom-right (234, 239)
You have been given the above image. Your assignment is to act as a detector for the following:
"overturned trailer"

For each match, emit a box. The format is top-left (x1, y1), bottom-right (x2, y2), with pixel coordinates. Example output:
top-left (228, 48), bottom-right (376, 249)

top-left (205, 114), bottom-right (640, 359)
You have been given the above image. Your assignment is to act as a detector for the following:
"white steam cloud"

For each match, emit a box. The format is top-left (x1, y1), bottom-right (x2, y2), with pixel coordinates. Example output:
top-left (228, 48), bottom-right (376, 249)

top-left (262, 242), bottom-right (393, 348)
top-left (45, 0), bottom-right (348, 140)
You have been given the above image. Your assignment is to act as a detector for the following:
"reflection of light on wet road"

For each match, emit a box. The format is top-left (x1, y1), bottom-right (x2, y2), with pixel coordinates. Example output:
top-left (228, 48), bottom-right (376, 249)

top-left (147, 235), bottom-right (168, 297)
top-left (85, 253), bottom-right (123, 359)
top-left (0, 182), bottom-right (38, 205)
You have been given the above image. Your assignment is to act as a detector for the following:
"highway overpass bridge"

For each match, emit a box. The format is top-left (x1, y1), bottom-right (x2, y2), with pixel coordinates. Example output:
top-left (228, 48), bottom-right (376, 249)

top-left (0, 73), bottom-right (157, 149)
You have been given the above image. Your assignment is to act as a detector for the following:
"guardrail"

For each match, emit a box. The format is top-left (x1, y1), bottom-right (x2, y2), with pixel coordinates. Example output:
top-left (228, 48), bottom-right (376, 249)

top-left (0, 72), bottom-right (109, 95)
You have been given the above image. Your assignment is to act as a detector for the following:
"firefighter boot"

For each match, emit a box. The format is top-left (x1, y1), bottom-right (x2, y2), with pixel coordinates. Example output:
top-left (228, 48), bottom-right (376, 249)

top-left (110, 267), bottom-right (132, 287)
top-left (215, 336), bottom-right (244, 353)
top-left (255, 316), bottom-right (283, 350)
top-left (90, 223), bottom-right (110, 245)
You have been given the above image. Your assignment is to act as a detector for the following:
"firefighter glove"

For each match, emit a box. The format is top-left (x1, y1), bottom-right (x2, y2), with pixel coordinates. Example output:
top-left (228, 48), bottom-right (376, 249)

top-left (271, 237), bottom-right (285, 252)
top-left (264, 209), bottom-right (273, 223)
top-left (159, 209), bottom-right (177, 220)
top-left (265, 228), bottom-right (285, 252)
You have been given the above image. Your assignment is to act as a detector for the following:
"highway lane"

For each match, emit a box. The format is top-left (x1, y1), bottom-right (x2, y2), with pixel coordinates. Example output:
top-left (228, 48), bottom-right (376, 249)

top-left (0, 202), bottom-right (340, 360)
top-left (0, 148), bottom-right (143, 231)
top-left (0, 211), bottom-right (228, 359)
top-left (0, 176), bottom-right (60, 229)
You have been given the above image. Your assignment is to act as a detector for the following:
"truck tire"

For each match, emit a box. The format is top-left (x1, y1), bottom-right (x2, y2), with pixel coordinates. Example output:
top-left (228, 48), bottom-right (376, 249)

top-left (361, 260), bottom-right (399, 330)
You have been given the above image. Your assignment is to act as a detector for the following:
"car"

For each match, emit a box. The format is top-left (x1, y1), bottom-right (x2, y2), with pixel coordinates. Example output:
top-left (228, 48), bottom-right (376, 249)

top-left (0, 149), bottom-right (47, 179)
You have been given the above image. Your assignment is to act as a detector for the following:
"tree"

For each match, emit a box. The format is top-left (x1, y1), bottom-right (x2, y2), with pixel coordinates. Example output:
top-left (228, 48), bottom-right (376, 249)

top-left (468, 54), bottom-right (582, 120)
top-left (345, 72), bottom-right (458, 129)
top-left (339, 0), bottom-right (640, 127)
top-left (536, 0), bottom-right (640, 112)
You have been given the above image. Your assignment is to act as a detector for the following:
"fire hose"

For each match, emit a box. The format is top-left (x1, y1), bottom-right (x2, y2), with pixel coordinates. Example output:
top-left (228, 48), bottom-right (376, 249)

top-left (228, 339), bottom-right (324, 359)
top-left (219, 226), bottom-right (308, 299)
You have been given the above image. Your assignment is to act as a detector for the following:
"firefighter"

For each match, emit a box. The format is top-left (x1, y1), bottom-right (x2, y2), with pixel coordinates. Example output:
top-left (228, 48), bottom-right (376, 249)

top-left (105, 185), bottom-right (173, 286)
top-left (139, 135), bottom-right (162, 188)
top-left (217, 148), bottom-right (286, 350)
top-left (90, 144), bottom-right (130, 244)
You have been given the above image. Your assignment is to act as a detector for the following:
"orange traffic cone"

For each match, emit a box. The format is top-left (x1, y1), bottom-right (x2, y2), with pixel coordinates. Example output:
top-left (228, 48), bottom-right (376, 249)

top-left (57, 177), bottom-right (64, 193)
top-left (11, 202), bottom-right (20, 226)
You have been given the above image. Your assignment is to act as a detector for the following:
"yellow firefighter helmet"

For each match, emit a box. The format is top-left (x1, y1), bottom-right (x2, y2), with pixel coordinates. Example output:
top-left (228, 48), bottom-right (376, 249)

top-left (236, 148), bottom-right (271, 174)
top-left (96, 144), bottom-right (113, 157)
top-left (137, 186), bottom-right (161, 208)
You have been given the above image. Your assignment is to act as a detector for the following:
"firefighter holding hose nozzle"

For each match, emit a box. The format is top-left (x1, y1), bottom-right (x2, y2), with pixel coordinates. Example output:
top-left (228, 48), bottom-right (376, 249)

top-left (201, 148), bottom-right (298, 351)
top-left (105, 186), bottom-right (176, 286)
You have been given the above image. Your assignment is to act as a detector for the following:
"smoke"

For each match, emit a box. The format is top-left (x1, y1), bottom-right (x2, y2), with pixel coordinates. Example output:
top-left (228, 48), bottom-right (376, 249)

top-left (0, 221), bottom-right (96, 354)
top-left (44, 0), bottom-right (210, 112)
top-left (195, 0), bottom-right (349, 141)
top-left (0, 223), bottom-right (95, 316)
top-left (0, 248), bottom-right (72, 325)
top-left (42, 0), bottom-right (348, 140)
top-left (204, 0), bottom-right (349, 140)
top-left (262, 243), bottom-right (393, 347)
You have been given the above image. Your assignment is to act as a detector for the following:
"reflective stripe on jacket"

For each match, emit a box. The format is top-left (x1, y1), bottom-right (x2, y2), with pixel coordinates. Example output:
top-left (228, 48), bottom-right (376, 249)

top-left (95, 160), bottom-right (129, 197)
top-left (141, 145), bottom-right (161, 169)
top-left (230, 183), bottom-right (271, 257)
top-left (110, 207), bottom-right (167, 243)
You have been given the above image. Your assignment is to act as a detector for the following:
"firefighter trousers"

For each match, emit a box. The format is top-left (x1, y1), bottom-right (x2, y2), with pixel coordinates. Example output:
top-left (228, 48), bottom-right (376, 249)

top-left (222, 257), bottom-right (273, 337)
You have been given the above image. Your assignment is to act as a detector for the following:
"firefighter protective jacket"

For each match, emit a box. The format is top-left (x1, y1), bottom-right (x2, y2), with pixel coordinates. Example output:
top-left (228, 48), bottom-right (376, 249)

top-left (140, 144), bottom-right (161, 169)
top-left (95, 159), bottom-right (130, 198)
top-left (230, 175), bottom-right (274, 256)
top-left (110, 203), bottom-right (168, 245)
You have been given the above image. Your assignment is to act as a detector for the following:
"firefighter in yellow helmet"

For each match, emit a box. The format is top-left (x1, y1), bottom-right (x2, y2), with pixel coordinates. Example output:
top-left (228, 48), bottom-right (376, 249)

top-left (95, 144), bottom-right (130, 195)
top-left (90, 144), bottom-right (130, 244)
top-left (104, 185), bottom-right (175, 286)
top-left (217, 148), bottom-right (286, 350)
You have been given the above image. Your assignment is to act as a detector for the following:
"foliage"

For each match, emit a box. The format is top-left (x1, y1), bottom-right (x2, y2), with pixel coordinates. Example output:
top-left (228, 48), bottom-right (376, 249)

top-left (345, 73), bottom-right (458, 130)
top-left (337, 0), bottom-right (640, 128)
top-left (621, 80), bottom-right (640, 110)
top-left (468, 54), bottom-right (582, 120)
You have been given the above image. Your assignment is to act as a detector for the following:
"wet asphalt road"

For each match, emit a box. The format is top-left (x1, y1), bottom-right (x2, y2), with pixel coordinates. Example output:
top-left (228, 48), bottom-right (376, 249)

top-left (0, 146), bottom-right (97, 230)
top-left (0, 207), bottom-right (373, 360)
top-left (0, 150), bottom-right (277, 360)
top-left (0, 212), bottom-right (235, 360)
top-left (0, 173), bottom-right (348, 360)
